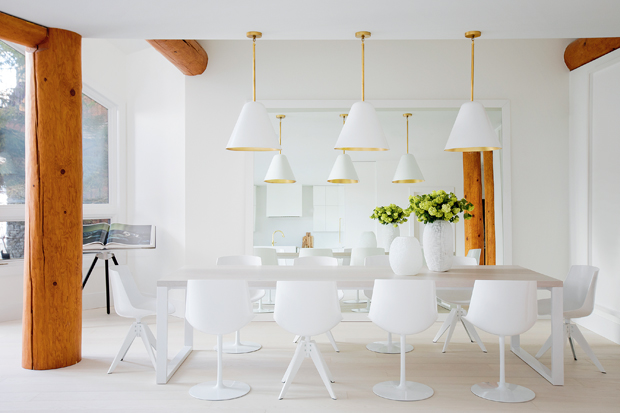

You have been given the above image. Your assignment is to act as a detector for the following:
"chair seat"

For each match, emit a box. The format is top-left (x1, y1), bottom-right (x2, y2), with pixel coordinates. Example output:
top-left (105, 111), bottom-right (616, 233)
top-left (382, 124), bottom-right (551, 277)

top-left (250, 289), bottom-right (266, 302)
top-left (537, 298), bottom-right (583, 319)
top-left (436, 289), bottom-right (472, 305)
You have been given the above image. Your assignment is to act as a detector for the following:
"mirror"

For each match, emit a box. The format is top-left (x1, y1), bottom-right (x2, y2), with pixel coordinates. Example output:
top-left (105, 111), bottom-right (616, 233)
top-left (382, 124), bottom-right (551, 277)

top-left (251, 100), bottom-right (510, 264)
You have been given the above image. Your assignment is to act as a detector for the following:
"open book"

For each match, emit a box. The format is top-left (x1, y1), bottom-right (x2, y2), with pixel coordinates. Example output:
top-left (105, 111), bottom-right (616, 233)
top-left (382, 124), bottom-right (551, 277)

top-left (83, 223), bottom-right (156, 250)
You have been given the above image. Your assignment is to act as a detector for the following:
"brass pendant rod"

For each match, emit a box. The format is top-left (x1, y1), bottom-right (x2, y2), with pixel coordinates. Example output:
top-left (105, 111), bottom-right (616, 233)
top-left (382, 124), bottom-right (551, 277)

top-left (406, 116), bottom-right (409, 154)
top-left (278, 118), bottom-right (282, 154)
top-left (361, 35), bottom-right (365, 101)
top-left (340, 114), bottom-right (348, 154)
top-left (252, 36), bottom-right (257, 102)
top-left (470, 37), bottom-right (474, 102)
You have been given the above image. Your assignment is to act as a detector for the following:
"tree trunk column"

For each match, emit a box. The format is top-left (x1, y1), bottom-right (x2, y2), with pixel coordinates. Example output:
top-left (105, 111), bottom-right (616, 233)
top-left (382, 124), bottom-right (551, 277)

top-left (483, 151), bottom-right (496, 265)
top-left (463, 152), bottom-right (484, 265)
top-left (23, 28), bottom-right (83, 370)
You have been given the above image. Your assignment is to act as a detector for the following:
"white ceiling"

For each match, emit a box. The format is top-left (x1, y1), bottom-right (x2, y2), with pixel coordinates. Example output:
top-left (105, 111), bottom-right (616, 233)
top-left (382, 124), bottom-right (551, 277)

top-left (1, 0), bottom-right (619, 40)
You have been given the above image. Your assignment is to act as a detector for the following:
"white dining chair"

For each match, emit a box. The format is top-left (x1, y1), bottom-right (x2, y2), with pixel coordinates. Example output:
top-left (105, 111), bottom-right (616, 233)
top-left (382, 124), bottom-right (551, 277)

top-left (363, 255), bottom-right (414, 354)
top-left (298, 248), bottom-right (334, 258)
top-left (292, 256), bottom-right (342, 352)
top-left (186, 279), bottom-right (254, 400)
top-left (535, 265), bottom-right (605, 373)
top-left (369, 279), bottom-right (438, 401)
top-left (464, 280), bottom-right (538, 403)
top-left (253, 247), bottom-right (278, 305)
top-left (216, 255), bottom-right (264, 353)
top-left (344, 247), bottom-right (385, 304)
top-left (275, 280), bottom-right (343, 400)
top-left (466, 248), bottom-right (482, 264)
top-left (107, 266), bottom-right (175, 374)
top-left (433, 256), bottom-right (487, 353)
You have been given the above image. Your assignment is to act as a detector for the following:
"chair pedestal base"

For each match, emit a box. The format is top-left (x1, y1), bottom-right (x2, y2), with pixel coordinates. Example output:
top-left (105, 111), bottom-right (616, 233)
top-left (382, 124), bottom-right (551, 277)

top-left (366, 341), bottom-right (413, 354)
top-left (471, 382), bottom-right (535, 403)
top-left (373, 381), bottom-right (434, 401)
top-left (220, 341), bottom-right (261, 354)
top-left (189, 380), bottom-right (250, 401)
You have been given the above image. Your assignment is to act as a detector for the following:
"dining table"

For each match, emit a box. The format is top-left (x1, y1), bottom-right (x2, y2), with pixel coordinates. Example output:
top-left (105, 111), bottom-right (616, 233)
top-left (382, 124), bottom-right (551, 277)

top-left (155, 264), bottom-right (564, 386)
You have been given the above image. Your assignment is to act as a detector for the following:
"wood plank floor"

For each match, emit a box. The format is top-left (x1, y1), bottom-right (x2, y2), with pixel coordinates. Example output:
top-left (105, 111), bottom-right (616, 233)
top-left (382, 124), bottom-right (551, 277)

top-left (0, 308), bottom-right (618, 412)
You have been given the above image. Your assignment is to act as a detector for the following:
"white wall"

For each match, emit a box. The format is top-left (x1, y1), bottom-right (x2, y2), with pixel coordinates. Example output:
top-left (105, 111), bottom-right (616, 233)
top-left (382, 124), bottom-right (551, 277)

top-left (185, 39), bottom-right (570, 279)
top-left (125, 47), bottom-right (186, 293)
top-left (569, 49), bottom-right (620, 344)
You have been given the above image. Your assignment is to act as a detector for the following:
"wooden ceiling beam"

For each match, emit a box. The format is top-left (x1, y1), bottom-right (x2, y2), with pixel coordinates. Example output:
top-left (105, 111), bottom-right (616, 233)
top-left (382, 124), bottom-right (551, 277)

top-left (564, 38), bottom-right (620, 71)
top-left (146, 39), bottom-right (208, 76)
top-left (0, 11), bottom-right (48, 48)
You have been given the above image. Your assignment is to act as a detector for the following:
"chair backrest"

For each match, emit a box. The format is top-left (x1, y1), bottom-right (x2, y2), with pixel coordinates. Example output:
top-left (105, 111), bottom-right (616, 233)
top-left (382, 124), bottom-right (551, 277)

top-left (186, 279), bottom-right (254, 335)
top-left (298, 248), bottom-right (334, 258)
top-left (216, 255), bottom-right (262, 266)
top-left (564, 265), bottom-right (600, 317)
top-left (369, 279), bottom-right (438, 335)
top-left (253, 247), bottom-right (279, 265)
top-left (466, 249), bottom-right (482, 264)
top-left (452, 256), bottom-right (478, 266)
top-left (109, 265), bottom-right (153, 318)
top-left (466, 280), bottom-right (538, 336)
top-left (364, 254), bottom-right (391, 267)
top-left (357, 231), bottom-right (377, 248)
top-left (350, 247), bottom-right (385, 266)
top-left (274, 281), bottom-right (343, 336)
top-left (293, 256), bottom-right (338, 267)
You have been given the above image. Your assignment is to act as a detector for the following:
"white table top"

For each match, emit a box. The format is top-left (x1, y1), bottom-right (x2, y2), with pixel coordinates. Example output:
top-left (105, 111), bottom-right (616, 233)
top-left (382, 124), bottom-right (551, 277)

top-left (159, 265), bottom-right (562, 289)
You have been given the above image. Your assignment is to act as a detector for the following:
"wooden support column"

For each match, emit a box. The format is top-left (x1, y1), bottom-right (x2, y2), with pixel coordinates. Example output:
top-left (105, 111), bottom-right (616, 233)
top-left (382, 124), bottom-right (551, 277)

top-left (146, 39), bottom-right (208, 76)
top-left (564, 38), bottom-right (620, 71)
top-left (463, 152), bottom-right (484, 264)
top-left (22, 28), bottom-right (83, 370)
top-left (483, 151), bottom-right (496, 265)
top-left (0, 12), bottom-right (48, 48)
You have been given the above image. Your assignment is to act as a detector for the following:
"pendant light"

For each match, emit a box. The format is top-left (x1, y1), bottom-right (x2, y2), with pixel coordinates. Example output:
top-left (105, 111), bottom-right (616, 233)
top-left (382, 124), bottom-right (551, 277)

top-left (328, 114), bottom-right (359, 184)
top-left (393, 113), bottom-right (424, 183)
top-left (264, 115), bottom-right (296, 183)
top-left (226, 32), bottom-right (281, 151)
top-left (333, 32), bottom-right (389, 152)
top-left (445, 31), bottom-right (502, 152)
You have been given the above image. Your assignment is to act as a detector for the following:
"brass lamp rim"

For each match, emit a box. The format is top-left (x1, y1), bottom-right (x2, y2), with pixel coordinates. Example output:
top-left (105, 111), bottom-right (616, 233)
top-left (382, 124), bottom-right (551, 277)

top-left (265, 179), bottom-right (296, 183)
top-left (334, 147), bottom-right (389, 151)
top-left (445, 146), bottom-right (501, 152)
top-left (392, 179), bottom-right (425, 184)
top-left (327, 179), bottom-right (359, 184)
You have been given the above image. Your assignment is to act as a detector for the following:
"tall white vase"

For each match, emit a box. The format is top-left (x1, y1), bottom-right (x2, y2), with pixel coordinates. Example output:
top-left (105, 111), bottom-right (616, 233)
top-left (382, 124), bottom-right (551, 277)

top-left (389, 237), bottom-right (423, 276)
top-left (380, 225), bottom-right (400, 252)
top-left (423, 220), bottom-right (453, 271)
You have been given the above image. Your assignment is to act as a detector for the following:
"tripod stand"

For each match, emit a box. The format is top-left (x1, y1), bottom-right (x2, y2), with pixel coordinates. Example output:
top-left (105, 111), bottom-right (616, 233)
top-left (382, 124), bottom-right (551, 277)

top-left (82, 251), bottom-right (118, 314)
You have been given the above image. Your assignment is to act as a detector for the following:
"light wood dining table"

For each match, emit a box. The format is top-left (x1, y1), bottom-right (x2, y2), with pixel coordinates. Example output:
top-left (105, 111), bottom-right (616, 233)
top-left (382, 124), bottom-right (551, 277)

top-left (155, 265), bottom-right (564, 386)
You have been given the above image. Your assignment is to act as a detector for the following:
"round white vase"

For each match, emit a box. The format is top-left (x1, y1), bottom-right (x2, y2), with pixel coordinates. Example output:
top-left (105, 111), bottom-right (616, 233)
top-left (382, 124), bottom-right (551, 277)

top-left (389, 237), bottom-right (424, 276)
top-left (422, 220), bottom-right (453, 272)
top-left (380, 225), bottom-right (400, 252)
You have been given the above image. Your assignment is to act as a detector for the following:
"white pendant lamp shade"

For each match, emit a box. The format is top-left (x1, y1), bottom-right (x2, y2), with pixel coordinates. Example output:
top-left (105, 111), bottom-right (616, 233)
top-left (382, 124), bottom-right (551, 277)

top-left (227, 101), bottom-right (281, 151)
top-left (444, 101), bottom-right (501, 152)
top-left (264, 154), bottom-right (296, 183)
top-left (334, 101), bottom-right (389, 152)
top-left (392, 154), bottom-right (424, 183)
top-left (327, 153), bottom-right (359, 184)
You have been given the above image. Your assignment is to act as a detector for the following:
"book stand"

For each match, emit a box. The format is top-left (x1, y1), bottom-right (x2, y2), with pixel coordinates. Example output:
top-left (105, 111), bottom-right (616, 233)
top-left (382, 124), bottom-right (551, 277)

top-left (82, 251), bottom-right (119, 314)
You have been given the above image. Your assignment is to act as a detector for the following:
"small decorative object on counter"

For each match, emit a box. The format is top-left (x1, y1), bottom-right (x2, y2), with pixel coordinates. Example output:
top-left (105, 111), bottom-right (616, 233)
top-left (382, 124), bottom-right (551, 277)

top-left (370, 204), bottom-right (410, 252)
top-left (407, 190), bottom-right (474, 271)
top-left (301, 232), bottom-right (314, 248)
top-left (389, 236), bottom-right (424, 276)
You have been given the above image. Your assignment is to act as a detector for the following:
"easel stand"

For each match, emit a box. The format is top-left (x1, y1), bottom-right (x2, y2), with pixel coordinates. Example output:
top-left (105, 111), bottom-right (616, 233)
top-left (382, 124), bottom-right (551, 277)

top-left (82, 251), bottom-right (119, 314)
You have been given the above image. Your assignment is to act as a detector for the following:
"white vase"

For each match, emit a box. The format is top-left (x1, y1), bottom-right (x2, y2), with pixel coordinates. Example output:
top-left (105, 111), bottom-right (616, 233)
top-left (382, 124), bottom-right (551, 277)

top-left (389, 237), bottom-right (424, 276)
top-left (380, 225), bottom-right (400, 252)
top-left (358, 231), bottom-right (377, 248)
top-left (423, 220), bottom-right (453, 272)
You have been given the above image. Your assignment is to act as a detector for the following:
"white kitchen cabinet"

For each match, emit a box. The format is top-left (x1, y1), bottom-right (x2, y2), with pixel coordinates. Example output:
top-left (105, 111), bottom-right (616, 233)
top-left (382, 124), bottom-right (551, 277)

top-left (266, 184), bottom-right (302, 217)
top-left (313, 186), bottom-right (344, 232)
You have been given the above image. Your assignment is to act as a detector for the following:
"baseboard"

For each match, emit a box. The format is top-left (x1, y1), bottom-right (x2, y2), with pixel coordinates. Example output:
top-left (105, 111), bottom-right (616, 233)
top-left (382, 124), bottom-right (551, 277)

top-left (575, 307), bottom-right (620, 345)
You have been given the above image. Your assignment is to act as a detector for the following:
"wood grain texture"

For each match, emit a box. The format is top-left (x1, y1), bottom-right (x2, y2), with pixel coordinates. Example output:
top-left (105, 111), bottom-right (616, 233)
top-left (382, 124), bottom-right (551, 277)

top-left (146, 39), bottom-right (208, 76)
top-left (22, 28), bottom-right (83, 370)
top-left (0, 11), bottom-right (47, 48)
top-left (483, 151), bottom-right (496, 265)
top-left (564, 38), bottom-right (620, 71)
top-left (463, 152), bottom-right (484, 265)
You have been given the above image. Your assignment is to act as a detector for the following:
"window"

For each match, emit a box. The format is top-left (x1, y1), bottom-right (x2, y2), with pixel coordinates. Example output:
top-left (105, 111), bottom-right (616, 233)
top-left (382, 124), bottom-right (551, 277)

top-left (0, 40), bottom-right (118, 260)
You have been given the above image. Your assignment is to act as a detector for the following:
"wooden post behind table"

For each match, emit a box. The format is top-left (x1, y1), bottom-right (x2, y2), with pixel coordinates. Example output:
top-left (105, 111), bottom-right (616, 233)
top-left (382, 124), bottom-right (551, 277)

top-left (22, 28), bottom-right (83, 370)
top-left (463, 152), bottom-right (484, 264)
top-left (483, 151), bottom-right (496, 265)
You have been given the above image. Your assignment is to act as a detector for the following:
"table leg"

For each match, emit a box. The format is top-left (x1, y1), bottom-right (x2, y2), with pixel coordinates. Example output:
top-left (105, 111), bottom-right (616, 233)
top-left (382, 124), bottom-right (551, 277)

top-left (550, 286), bottom-right (564, 385)
top-left (111, 254), bottom-right (119, 265)
top-left (156, 286), bottom-right (169, 384)
top-left (104, 259), bottom-right (110, 314)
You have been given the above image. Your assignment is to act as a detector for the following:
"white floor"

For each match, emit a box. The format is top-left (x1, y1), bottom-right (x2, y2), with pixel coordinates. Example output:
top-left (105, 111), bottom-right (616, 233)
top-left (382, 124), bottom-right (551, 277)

top-left (0, 308), bottom-right (618, 412)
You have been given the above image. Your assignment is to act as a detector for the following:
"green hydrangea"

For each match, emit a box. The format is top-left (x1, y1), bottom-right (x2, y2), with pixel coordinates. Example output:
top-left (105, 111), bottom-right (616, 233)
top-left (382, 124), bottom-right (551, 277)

top-left (370, 204), bottom-right (410, 227)
top-left (405, 191), bottom-right (474, 224)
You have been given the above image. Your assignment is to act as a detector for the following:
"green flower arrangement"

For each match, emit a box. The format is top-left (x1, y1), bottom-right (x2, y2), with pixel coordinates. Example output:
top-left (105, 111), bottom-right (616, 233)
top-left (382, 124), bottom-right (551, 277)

top-left (370, 204), bottom-right (411, 227)
top-left (407, 190), bottom-right (474, 224)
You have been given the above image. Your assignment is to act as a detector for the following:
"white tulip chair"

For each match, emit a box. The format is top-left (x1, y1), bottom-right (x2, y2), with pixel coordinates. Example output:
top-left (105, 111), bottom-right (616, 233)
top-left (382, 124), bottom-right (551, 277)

top-left (253, 247), bottom-right (279, 306)
top-left (344, 247), bottom-right (385, 304)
